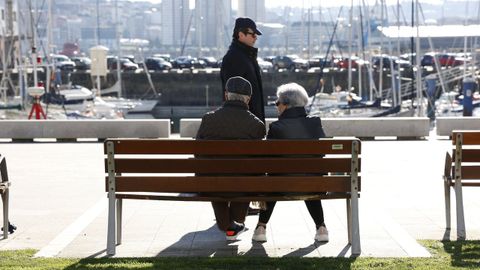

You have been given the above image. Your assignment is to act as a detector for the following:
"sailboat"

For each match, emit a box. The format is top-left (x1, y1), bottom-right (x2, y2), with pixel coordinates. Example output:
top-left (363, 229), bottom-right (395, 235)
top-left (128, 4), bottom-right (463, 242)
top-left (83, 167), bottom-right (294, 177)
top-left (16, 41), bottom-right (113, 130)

top-left (307, 2), bottom-right (404, 118)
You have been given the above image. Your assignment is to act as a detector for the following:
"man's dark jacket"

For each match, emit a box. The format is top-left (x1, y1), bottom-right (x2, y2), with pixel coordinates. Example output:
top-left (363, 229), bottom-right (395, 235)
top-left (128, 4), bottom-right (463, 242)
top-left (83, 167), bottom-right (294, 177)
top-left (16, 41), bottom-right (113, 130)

top-left (196, 100), bottom-right (265, 140)
top-left (267, 107), bottom-right (326, 140)
top-left (221, 40), bottom-right (265, 123)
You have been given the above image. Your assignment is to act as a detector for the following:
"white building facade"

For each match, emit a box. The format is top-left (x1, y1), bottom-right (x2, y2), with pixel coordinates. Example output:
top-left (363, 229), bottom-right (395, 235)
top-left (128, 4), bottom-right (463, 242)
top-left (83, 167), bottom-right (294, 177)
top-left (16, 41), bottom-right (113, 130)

top-left (194, 0), bottom-right (231, 52)
top-left (161, 0), bottom-right (191, 46)
top-left (237, 0), bottom-right (265, 22)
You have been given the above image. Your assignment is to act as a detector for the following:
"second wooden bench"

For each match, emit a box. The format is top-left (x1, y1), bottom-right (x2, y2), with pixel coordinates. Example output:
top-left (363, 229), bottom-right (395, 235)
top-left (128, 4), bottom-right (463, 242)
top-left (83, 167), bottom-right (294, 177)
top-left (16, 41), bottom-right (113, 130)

top-left (444, 130), bottom-right (480, 239)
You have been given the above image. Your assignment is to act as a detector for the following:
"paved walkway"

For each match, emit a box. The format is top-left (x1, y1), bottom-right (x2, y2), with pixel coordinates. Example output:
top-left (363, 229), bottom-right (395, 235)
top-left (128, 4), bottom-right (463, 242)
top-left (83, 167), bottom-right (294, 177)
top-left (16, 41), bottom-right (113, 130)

top-left (0, 132), bottom-right (479, 258)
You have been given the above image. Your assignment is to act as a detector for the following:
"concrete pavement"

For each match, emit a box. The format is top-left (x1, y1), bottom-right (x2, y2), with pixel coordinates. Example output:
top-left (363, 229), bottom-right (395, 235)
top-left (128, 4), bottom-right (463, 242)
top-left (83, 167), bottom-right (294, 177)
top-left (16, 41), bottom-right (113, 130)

top-left (0, 132), bottom-right (479, 258)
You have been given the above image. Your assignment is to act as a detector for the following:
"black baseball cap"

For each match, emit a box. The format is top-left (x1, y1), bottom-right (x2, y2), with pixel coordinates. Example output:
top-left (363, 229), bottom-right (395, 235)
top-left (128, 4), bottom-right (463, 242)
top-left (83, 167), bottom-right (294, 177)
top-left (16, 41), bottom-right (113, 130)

top-left (234, 17), bottom-right (262, 35)
top-left (226, 76), bottom-right (252, 96)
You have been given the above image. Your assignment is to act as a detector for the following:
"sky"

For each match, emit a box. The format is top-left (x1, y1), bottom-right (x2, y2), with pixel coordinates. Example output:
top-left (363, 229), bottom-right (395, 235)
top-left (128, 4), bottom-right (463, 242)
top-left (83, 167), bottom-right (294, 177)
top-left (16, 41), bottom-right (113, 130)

top-left (129, 0), bottom-right (449, 9)
top-left (263, 0), bottom-right (444, 8)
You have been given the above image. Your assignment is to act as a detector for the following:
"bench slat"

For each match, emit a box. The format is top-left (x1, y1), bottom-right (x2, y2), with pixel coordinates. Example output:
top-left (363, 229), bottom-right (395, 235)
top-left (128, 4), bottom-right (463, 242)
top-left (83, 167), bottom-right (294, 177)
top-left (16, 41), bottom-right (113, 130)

top-left (453, 131), bottom-right (480, 145)
top-left (106, 139), bottom-right (360, 155)
top-left (110, 176), bottom-right (356, 193)
top-left (107, 158), bottom-right (356, 174)
top-left (115, 192), bottom-right (356, 202)
top-left (461, 166), bottom-right (480, 179)
top-left (452, 149), bottom-right (480, 163)
top-left (452, 166), bottom-right (480, 179)
top-left (448, 181), bottom-right (480, 187)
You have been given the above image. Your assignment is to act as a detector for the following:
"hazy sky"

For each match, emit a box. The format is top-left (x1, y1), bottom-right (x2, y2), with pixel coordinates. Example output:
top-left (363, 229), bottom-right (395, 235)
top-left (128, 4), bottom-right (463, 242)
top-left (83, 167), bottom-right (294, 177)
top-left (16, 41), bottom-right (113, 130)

top-left (263, 0), bottom-right (444, 8)
top-left (130, 0), bottom-right (448, 8)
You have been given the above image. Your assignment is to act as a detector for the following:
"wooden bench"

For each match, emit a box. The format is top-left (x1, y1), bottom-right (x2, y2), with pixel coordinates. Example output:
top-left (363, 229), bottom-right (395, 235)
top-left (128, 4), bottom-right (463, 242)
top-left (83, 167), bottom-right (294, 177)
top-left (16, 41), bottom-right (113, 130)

top-left (0, 154), bottom-right (11, 239)
top-left (444, 130), bottom-right (480, 239)
top-left (104, 139), bottom-right (362, 256)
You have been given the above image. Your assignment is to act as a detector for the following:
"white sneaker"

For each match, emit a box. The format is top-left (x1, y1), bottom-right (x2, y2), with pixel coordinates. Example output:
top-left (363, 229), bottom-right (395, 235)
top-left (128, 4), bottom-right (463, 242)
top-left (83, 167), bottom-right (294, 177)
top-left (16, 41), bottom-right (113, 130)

top-left (252, 225), bottom-right (267, 242)
top-left (315, 226), bottom-right (329, 242)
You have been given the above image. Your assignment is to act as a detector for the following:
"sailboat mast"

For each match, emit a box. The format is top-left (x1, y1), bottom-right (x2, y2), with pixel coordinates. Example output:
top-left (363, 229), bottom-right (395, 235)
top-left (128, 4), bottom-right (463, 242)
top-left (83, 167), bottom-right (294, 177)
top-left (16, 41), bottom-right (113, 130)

top-left (463, 0), bottom-right (469, 78)
top-left (384, 1), bottom-right (397, 106)
top-left (415, 0), bottom-right (423, 116)
top-left (318, 3), bottom-right (322, 56)
top-left (16, 0), bottom-right (26, 106)
top-left (32, 0), bottom-right (39, 88)
top-left (379, 0), bottom-right (384, 98)
top-left (473, 1), bottom-right (480, 66)
top-left (362, 0), bottom-right (375, 100)
top-left (307, 7), bottom-right (311, 60)
top-left (347, 0), bottom-right (353, 93)
top-left (300, 0), bottom-right (305, 58)
top-left (45, 0), bottom-right (52, 95)
top-left (115, 0), bottom-right (122, 97)
top-left (397, 0), bottom-right (402, 106)
top-left (0, 0), bottom-right (15, 103)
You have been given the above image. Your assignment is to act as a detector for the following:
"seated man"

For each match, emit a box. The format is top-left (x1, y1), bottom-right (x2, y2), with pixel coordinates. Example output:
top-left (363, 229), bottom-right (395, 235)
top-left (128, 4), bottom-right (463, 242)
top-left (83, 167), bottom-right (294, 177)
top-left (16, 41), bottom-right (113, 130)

top-left (252, 82), bottom-right (329, 243)
top-left (196, 76), bottom-right (266, 240)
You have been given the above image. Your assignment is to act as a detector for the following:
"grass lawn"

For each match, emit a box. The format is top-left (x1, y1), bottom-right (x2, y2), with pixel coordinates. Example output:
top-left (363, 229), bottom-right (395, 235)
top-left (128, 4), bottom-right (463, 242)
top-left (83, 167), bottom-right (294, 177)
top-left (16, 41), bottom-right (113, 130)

top-left (0, 240), bottom-right (479, 270)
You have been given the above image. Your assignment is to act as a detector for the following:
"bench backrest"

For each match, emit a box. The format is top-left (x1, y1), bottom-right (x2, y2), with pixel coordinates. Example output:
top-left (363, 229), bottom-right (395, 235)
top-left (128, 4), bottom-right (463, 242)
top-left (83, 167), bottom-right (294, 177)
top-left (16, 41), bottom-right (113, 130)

top-left (451, 131), bottom-right (480, 184)
top-left (104, 139), bottom-right (361, 194)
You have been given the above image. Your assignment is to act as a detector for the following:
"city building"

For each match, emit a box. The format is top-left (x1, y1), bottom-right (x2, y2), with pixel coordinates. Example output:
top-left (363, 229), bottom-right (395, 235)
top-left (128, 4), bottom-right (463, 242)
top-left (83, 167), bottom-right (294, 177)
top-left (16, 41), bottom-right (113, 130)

top-left (161, 0), bottom-right (191, 47)
top-left (238, 0), bottom-right (265, 22)
top-left (194, 0), bottom-right (231, 55)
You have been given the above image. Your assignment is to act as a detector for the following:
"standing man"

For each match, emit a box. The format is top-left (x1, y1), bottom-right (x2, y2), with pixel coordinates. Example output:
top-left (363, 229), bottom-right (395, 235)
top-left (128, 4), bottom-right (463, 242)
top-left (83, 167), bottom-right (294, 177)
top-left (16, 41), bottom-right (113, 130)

top-left (221, 17), bottom-right (265, 124)
top-left (196, 76), bottom-right (266, 240)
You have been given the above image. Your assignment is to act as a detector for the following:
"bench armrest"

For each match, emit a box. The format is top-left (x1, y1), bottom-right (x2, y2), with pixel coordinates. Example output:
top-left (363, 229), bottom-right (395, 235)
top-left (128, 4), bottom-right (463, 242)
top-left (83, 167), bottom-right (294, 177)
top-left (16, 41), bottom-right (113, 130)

top-left (444, 151), bottom-right (452, 181)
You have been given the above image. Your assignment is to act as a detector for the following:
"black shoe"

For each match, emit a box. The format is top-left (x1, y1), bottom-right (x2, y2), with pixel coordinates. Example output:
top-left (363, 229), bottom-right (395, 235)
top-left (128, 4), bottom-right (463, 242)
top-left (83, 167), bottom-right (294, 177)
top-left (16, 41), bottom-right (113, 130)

top-left (226, 222), bottom-right (246, 241)
top-left (1, 222), bottom-right (16, 234)
top-left (247, 207), bottom-right (260, 216)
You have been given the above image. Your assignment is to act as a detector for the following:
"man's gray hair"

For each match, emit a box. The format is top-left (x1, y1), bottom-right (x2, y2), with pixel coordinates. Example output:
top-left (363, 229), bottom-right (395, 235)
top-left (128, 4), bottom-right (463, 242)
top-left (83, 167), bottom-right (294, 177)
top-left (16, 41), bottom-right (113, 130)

top-left (276, 83), bottom-right (309, 108)
top-left (227, 92), bottom-right (250, 103)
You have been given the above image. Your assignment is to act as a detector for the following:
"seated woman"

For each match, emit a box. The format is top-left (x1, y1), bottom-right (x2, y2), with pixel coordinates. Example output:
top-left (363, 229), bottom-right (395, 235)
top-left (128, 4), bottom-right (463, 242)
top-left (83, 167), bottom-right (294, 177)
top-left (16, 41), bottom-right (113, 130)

top-left (252, 82), bottom-right (328, 242)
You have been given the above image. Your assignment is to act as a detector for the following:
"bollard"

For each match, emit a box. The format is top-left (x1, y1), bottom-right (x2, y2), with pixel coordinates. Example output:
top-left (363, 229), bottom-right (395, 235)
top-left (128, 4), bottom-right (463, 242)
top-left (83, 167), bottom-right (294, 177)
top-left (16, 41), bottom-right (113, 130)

top-left (425, 74), bottom-right (436, 120)
top-left (462, 77), bottom-right (476, 117)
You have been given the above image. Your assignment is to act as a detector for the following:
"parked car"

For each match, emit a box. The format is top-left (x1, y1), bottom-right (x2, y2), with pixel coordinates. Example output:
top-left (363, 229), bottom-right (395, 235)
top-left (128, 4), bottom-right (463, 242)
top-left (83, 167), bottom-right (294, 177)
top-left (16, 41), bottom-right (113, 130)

top-left (372, 55), bottom-right (410, 69)
top-left (391, 57), bottom-right (411, 69)
top-left (107, 56), bottom-right (138, 71)
top-left (452, 55), bottom-right (470, 66)
top-left (436, 54), bottom-right (454, 67)
top-left (400, 53), bottom-right (417, 65)
top-left (257, 57), bottom-right (273, 71)
top-left (70, 56), bottom-right (91, 70)
top-left (421, 53), bottom-right (436, 67)
top-left (272, 55), bottom-right (309, 71)
top-left (144, 57), bottom-right (172, 71)
top-left (334, 57), bottom-right (360, 69)
top-left (121, 55), bottom-right (136, 63)
top-left (198, 57), bottom-right (219, 68)
top-left (308, 56), bottom-right (332, 68)
top-left (153, 54), bottom-right (171, 62)
top-left (263, 56), bottom-right (275, 63)
top-left (50, 54), bottom-right (75, 71)
top-left (172, 56), bottom-right (195, 69)
top-left (441, 53), bottom-right (468, 67)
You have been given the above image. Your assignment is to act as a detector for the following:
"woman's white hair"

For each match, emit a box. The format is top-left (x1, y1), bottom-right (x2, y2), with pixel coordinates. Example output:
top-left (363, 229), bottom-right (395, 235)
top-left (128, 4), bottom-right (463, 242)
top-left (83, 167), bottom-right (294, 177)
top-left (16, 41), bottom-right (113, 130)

top-left (276, 82), bottom-right (309, 108)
